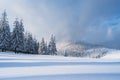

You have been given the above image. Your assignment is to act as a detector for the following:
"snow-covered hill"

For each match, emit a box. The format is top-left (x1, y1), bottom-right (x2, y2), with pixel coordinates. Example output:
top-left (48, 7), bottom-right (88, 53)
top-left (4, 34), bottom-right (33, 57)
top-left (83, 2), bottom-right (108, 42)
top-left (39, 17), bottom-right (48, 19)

top-left (102, 50), bottom-right (120, 59)
top-left (57, 41), bottom-right (109, 58)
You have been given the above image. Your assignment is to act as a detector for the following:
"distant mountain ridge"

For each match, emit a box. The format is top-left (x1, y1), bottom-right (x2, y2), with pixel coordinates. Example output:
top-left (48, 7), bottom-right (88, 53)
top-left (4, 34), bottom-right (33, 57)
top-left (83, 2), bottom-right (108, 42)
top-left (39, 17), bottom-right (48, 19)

top-left (57, 41), bottom-right (109, 58)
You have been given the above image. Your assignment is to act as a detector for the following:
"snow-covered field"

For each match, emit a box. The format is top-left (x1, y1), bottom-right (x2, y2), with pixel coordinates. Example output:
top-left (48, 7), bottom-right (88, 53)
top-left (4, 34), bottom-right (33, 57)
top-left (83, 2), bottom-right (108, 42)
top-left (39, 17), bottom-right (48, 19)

top-left (0, 51), bottom-right (120, 80)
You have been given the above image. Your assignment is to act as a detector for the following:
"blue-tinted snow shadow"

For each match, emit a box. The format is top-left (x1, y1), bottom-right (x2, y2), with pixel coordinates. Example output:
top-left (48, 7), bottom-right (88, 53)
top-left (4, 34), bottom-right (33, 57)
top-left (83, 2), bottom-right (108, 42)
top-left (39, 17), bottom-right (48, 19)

top-left (0, 62), bottom-right (120, 68)
top-left (0, 58), bottom-right (27, 60)
top-left (0, 58), bottom-right (45, 60)
top-left (1, 73), bottom-right (120, 80)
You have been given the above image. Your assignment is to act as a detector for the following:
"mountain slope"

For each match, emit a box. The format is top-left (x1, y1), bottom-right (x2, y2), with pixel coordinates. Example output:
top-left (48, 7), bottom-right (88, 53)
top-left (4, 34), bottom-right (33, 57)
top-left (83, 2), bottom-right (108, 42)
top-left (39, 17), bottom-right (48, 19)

top-left (57, 41), bottom-right (109, 58)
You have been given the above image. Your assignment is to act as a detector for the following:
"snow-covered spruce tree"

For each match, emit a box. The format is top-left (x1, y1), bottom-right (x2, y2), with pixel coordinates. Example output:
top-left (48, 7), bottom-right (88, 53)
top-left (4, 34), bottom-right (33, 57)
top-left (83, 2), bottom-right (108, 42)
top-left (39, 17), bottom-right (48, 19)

top-left (33, 38), bottom-right (39, 54)
top-left (0, 11), bottom-right (11, 52)
top-left (23, 32), bottom-right (29, 53)
top-left (23, 32), bottom-right (39, 54)
top-left (18, 19), bottom-right (24, 52)
top-left (48, 35), bottom-right (57, 55)
top-left (11, 19), bottom-right (24, 53)
top-left (24, 33), bottom-right (33, 53)
top-left (39, 38), bottom-right (47, 55)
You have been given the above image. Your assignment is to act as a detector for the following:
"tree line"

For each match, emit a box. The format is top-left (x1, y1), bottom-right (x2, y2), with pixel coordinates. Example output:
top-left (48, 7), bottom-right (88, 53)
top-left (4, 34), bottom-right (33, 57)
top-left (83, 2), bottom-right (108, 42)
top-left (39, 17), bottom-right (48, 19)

top-left (0, 11), bottom-right (57, 55)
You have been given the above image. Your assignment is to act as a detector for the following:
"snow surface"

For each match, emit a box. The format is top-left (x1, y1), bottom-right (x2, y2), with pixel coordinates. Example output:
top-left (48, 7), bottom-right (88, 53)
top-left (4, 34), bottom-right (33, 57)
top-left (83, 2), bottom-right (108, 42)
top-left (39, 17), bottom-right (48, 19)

top-left (102, 49), bottom-right (120, 59)
top-left (0, 51), bottom-right (120, 80)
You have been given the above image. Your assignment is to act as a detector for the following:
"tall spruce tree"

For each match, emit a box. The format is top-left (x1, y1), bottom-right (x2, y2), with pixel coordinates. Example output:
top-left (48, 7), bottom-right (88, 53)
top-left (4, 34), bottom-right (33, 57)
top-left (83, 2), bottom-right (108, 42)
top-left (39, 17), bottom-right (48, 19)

top-left (24, 32), bottom-right (33, 54)
top-left (18, 19), bottom-right (24, 52)
top-left (33, 38), bottom-right (39, 54)
top-left (23, 32), bottom-right (29, 53)
top-left (24, 32), bottom-right (39, 54)
top-left (11, 18), bottom-right (19, 53)
top-left (0, 11), bottom-right (11, 52)
top-left (27, 33), bottom-right (34, 53)
top-left (39, 38), bottom-right (47, 55)
top-left (48, 35), bottom-right (57, 55)
top-left (11, 18), bottom-right (24, 53)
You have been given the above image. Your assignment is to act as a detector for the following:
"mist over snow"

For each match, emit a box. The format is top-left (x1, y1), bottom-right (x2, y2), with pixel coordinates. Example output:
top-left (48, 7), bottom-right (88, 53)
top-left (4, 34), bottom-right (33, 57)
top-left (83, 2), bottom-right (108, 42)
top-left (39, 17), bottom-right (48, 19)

top-left (0, 0), bottom-right (120, 48)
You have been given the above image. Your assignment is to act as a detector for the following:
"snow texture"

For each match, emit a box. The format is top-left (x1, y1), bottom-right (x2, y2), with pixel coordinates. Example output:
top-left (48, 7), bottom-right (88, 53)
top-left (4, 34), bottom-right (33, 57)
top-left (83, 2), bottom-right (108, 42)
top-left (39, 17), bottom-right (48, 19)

top-left (0, 51), bottom-right (120, 80)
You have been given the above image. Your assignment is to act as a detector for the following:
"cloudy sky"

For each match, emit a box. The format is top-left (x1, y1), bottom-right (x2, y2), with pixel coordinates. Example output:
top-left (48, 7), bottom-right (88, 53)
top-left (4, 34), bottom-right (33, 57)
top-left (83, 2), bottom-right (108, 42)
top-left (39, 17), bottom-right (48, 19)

top-left (0, 0), bottom-right (120, 48)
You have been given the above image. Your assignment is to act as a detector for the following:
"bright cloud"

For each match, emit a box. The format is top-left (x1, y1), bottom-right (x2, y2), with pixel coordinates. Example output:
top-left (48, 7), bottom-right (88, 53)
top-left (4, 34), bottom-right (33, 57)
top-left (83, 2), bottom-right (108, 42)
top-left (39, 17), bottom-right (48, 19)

top-left (0, 0), bottom-right (120, 48)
